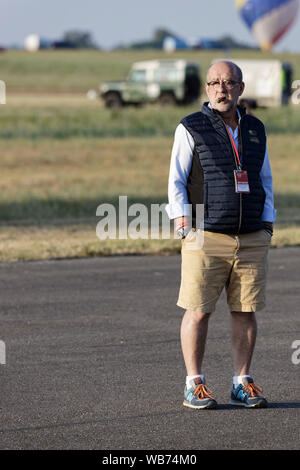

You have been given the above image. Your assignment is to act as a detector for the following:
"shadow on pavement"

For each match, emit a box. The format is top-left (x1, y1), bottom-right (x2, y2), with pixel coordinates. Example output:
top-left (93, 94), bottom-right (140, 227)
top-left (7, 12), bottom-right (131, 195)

top-left (217, 402), bottom-right (300, 410)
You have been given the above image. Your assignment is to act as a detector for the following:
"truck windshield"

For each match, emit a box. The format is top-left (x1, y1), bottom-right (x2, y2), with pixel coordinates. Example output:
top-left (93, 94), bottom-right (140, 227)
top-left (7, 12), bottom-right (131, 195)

top-left (130, 70), bottom-right (147, 82)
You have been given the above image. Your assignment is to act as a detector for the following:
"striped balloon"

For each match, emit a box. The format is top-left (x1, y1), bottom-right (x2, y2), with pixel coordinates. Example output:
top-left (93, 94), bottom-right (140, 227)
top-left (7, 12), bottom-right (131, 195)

top-left (236, 0), bottom-right (299, 51)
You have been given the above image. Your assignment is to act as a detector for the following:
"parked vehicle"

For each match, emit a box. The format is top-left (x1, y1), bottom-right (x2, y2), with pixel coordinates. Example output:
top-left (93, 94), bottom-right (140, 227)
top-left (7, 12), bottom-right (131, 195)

top-left (100, 60), bottom-right (201, 108)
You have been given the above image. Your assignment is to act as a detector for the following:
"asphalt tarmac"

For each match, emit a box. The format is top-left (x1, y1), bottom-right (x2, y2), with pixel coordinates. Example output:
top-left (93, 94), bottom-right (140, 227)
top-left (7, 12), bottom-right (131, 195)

top-left (0, 247), bottom-right (299, 450)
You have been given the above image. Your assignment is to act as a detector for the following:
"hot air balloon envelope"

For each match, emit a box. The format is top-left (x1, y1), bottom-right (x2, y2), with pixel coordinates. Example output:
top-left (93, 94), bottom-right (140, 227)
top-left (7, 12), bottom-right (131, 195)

top-left (236, 0), bottom-right (299, 51)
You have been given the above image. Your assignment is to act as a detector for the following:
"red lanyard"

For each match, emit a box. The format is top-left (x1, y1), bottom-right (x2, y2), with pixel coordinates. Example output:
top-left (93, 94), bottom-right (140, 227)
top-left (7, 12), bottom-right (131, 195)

top-left (226, 126), bottom-right (241, 169)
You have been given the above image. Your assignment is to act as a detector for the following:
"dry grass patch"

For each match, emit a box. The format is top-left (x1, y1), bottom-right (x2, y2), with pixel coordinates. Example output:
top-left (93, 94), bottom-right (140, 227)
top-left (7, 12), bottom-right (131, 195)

top-left (0, 133), bottom-right (299, 261)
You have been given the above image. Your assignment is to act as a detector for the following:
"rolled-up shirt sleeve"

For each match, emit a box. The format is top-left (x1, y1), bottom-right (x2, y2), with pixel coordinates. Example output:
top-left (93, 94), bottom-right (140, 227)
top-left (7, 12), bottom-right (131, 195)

top-left (165, 124), bottom-right (194, 219)
top-left (260, 146), bottom-right (277, 223)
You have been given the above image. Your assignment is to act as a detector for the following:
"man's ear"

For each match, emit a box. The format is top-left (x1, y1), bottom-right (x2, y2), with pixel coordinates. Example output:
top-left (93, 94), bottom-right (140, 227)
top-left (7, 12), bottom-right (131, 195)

top-left (239, 81), bottom-right (245, 96)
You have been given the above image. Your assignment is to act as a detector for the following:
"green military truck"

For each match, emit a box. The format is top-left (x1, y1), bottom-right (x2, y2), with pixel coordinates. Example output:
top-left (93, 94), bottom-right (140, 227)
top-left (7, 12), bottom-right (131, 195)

top-left (100, 60), bottom-right (201, 108)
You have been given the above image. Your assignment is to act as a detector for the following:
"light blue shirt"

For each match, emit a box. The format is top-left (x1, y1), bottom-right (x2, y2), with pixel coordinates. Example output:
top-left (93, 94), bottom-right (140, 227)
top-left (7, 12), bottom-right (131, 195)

top-left (165, 105), bottom-right (276, 223)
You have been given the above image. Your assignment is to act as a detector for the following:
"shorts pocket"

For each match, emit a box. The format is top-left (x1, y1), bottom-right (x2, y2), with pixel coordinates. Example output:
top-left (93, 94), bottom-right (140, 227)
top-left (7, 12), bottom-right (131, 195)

top-left (183, 229), bottom-right (196, 244)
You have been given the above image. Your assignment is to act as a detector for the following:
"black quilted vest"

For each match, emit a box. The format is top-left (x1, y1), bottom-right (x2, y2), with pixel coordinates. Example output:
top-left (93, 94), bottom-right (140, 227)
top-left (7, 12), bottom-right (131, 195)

top-left (180, 102), bottom-right (266, 234)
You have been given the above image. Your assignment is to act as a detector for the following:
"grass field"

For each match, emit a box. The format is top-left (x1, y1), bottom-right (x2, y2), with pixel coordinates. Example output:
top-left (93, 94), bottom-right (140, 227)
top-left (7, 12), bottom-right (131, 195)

top-left (0, 49), bottom-right (300, 261)
top-left (1, 49), bottom-right (300, 92)
top-left (1, 99), bottom-right (300, 139)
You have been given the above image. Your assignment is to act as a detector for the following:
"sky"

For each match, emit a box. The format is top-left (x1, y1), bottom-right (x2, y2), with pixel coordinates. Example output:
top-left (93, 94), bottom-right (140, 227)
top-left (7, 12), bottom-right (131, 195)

top-left (0, 0), bottom-right (300, 52)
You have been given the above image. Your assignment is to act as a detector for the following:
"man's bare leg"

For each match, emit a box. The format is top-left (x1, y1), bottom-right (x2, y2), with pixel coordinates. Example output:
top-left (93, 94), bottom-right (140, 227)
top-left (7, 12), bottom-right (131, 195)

top-left (231, 311), bottom-right (257, 376)
top-left (181, 309), bottom-right (218, 408)
top-left (180, 309), bottom-right (211, 376)
top-left (230, 311), bottom-right (268, 407)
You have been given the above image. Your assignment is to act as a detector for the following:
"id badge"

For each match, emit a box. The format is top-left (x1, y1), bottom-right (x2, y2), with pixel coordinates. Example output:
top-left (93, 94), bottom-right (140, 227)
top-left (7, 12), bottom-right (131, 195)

top-left (234, 170), bottom-right (250, 193)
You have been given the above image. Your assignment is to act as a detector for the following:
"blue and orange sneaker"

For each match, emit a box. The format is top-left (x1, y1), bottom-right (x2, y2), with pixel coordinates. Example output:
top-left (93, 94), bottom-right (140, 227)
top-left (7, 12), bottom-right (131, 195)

top-left (230, 377), bottom-right (268, 408)
top-left (183, 377), bottom-right (218, 409)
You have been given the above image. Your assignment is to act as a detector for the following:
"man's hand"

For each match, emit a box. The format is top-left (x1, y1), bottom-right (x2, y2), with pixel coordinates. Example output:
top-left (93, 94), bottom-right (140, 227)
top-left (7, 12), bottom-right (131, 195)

top-left (263, 221), bottom-right (273, 235)
top-left (175, 216), bottom-right (190, 241)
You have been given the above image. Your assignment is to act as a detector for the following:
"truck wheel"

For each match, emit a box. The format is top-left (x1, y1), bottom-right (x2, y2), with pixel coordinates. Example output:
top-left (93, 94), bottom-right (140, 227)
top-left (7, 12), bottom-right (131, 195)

top-left (159, 93), bottom-right (176, 106)
top-left (104, 92), bottom-right (122, 108)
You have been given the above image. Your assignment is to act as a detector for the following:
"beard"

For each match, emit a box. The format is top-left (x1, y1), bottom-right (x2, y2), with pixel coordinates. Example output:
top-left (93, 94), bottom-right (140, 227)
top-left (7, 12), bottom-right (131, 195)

top-left (213, 98), bottom-right (236, 115)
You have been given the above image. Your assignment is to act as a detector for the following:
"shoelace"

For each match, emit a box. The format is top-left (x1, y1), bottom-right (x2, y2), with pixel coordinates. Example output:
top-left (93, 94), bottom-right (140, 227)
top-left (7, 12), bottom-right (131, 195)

top-left (243, 382), bottom-right (263, 397)
top-left (193, 384), bottom-right (214, 399)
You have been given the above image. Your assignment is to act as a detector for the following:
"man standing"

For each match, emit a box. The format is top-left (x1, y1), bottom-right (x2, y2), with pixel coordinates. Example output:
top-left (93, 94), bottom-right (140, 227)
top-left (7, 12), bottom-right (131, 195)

top-left (166, 61), bottom-right (276, 409)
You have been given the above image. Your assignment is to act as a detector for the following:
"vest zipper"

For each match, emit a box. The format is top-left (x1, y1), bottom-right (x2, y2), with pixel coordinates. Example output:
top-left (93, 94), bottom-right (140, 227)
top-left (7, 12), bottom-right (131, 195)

top-left (237, 121), bottom-right (244, 234)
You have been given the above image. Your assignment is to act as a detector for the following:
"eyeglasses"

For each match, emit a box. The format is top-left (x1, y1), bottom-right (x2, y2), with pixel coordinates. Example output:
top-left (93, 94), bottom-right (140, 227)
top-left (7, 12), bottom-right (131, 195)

top-left (207, 80), bottom-right (240, 90)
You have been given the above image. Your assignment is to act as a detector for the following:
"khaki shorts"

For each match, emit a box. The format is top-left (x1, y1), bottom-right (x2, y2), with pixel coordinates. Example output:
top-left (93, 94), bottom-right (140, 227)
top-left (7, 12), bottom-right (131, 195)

top-left (177, 229), bottom-right (272, 313)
